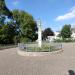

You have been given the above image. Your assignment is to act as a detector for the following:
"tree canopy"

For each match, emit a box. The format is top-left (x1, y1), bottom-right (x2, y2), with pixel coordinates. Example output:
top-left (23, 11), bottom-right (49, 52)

top-left (42, 28), bottom-right (54, 40)
top-left (0, 24), bottom-right (16, 44)
top-left (60, 24), bottom-right (72, 39)
top-left (0, 0), bottom-right (38, 44)
top-left (0, 0), bottom-right (16, 44)
top-left (12, 10), bottom-right (38, 42)
top-left (0, 0), bottom-right (12, 18)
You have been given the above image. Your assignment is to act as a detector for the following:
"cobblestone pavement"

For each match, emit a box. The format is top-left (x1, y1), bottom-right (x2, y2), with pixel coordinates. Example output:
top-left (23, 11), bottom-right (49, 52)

top-left (0, 43), bottom-right (75, 75)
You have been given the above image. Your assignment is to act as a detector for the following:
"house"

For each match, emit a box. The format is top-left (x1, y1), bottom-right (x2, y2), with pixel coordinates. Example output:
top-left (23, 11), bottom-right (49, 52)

top-left (71, 28), bottom-right (75, 39)
top-left (45, 27), bottom-right (75, 42)
top-left (47, 31), bottom-right (60, 42)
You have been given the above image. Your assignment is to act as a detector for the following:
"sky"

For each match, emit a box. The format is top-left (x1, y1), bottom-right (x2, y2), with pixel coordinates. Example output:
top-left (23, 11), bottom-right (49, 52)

top-left (6, 0), bottom-right (75, 31)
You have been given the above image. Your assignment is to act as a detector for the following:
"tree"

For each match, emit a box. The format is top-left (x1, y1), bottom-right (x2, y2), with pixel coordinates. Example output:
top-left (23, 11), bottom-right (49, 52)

top-left (0, 15), bottom-right (5, 25)
top-left (0, 0), bottom-right (16, 44)
top-left (60, 24), bottom-right (72, 39)
top-left (0, 0), bottom-right (38, 43)
top-left (0, 0), bottom-right (12, 18)
top-left (0, 0), bottom-right (12, 25)
top-left (0, 24), bottom-right (16, 44)
top-left (42, 28), bottom-right (54, 40)
top-left (12, 10), bottom-right (38, 42)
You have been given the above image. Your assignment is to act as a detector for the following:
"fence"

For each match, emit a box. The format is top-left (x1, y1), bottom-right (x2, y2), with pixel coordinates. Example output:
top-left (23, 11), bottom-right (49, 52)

top-left (18, 42), bottom-right (62, 52)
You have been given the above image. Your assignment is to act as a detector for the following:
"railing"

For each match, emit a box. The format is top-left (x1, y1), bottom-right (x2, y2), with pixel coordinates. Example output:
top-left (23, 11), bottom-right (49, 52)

top-left (18, 42), bottom-right (62, 52)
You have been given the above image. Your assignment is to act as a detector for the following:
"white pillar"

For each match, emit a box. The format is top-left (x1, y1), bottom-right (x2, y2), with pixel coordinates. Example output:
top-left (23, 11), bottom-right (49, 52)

top-left (37, 20), bottom-right (42, 47)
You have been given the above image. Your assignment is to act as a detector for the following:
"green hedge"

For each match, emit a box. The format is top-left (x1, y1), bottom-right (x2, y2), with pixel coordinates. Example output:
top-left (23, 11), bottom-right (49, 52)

top-left (54, 38), bottom-right (75, 43)
top-left (0, 44), bottom-right (17, 50)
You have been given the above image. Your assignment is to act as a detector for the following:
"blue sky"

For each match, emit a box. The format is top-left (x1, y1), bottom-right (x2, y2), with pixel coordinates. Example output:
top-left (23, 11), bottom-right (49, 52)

top-left (6, 0), bottom-right (75, 31)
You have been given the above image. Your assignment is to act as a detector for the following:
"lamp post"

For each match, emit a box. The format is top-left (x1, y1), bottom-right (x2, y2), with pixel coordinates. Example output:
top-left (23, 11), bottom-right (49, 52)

top-left (37, 20), bottom-right (42, 47)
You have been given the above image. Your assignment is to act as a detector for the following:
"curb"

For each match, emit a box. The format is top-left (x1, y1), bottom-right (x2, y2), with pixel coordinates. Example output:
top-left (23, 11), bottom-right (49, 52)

top-left (17, 49), bottom-right (63, 56)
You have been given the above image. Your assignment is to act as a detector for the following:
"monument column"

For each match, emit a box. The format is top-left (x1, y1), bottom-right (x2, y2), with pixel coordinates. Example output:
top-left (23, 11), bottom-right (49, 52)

top-left (37, 20), bottom-right (42, 47)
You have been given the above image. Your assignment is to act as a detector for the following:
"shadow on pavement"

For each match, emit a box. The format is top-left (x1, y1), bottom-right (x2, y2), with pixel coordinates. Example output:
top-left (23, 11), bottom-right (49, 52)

top-left (68, 70), bottom-right (75, 75)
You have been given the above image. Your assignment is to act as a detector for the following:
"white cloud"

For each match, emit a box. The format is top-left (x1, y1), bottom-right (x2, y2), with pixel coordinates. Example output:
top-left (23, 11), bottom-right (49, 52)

top-left (12, 0), bottom-right (19, 6)
top-left (55, 6), bottom-right (75, 21)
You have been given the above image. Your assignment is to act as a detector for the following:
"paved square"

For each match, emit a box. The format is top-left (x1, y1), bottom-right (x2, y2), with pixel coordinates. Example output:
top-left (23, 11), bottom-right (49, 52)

top-left (0, 43), bottom-right (75, 75)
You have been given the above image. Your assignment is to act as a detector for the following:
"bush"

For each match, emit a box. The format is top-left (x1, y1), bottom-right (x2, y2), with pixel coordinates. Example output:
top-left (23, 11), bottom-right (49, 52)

top-left (54, 38), bottom-right (75, 43)
top-left (54, 39), bottom-right (63, 42)
top-left (20, 37), bottom-right (31, 43)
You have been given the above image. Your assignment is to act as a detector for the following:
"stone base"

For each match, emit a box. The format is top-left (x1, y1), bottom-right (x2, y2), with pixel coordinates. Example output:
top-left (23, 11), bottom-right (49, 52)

top-left (17, 49), bottom-right (63, 57)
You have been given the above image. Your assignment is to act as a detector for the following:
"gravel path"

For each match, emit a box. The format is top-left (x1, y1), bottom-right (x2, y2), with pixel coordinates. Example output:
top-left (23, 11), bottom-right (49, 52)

top-left (0, 43), bottom-right (75, 75)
